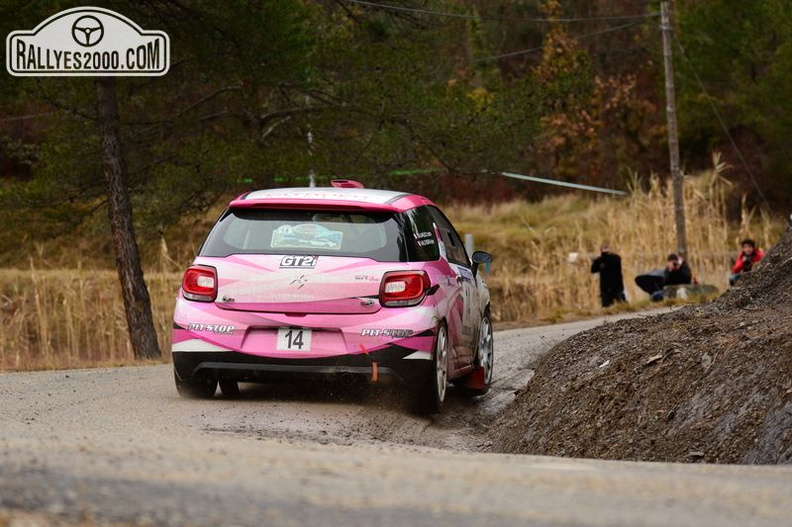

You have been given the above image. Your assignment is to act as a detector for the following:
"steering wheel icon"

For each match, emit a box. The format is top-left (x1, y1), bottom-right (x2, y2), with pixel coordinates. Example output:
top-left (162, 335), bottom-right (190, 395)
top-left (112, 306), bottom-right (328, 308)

top-left (72, 16), bottom-right (104, 47)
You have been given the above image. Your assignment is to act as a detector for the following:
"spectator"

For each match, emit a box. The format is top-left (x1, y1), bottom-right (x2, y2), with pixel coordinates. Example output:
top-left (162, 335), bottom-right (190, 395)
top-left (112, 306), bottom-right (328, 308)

top-left (729, 238), bottom-right (764, 286)
top-left (664, 253), bottom-right (692, 286)
top-left (590, 243), bottom-right (626, 307)
top-left (643, 253), bottom-right (692, 301)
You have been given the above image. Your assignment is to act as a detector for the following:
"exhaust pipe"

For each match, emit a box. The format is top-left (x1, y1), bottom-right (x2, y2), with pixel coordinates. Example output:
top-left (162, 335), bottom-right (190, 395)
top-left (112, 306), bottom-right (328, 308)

top-left (337, 373), bottom-right (357, 387)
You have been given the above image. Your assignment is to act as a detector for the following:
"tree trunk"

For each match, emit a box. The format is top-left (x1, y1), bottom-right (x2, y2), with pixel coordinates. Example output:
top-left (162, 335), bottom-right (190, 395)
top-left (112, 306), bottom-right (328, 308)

top-left (95, 77), bottom-right (161, 360)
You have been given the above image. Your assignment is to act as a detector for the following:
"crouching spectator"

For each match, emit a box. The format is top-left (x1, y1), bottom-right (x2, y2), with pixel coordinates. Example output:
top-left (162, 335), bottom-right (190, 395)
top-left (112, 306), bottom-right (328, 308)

top-left (650, 253), bottom-right (691, 301)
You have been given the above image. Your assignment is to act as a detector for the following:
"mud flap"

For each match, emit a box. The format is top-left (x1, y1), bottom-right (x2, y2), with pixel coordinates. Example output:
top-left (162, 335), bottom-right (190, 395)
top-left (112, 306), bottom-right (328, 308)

top-left (458, 366), bottom-right (486, 390)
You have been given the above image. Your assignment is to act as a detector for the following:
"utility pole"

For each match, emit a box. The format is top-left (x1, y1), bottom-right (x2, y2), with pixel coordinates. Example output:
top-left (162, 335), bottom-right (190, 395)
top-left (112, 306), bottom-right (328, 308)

top-left (306, 92), bottom-right (316, 188)
top-left (307, 128), bottom-right (316, 188)
top-left (661, 0), bottom-right (687, 256)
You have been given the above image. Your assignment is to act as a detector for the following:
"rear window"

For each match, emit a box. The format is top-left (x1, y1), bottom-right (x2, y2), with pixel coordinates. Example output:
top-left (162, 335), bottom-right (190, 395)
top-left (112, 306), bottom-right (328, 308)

top-left (199, 209), bottom-right (408, 262)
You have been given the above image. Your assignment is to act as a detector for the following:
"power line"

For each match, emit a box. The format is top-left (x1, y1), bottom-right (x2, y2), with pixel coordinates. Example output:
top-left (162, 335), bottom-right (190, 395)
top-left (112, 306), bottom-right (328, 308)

top-left (672, 32), bottom-right (773, 213)
top-left (345, 0), bottom-right (659, 24)
top-left (475, 20), bottom-right (648, 62)
top-left (500, 172), bottom-right (627, 196)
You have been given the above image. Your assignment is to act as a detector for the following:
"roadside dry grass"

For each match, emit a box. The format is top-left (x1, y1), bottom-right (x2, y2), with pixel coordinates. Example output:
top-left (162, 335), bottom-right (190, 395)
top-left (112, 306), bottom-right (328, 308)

top-left (445, 164), bottom-right (783, 323)
top-left (0, 162), bottom-right (785, 371)
top-left (0, 266), bottom-right (177, 371)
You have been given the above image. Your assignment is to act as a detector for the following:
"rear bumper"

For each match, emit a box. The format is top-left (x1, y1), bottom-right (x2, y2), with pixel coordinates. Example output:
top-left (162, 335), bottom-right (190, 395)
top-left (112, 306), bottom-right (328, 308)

top-left (172, 345), bottom-right (432, 387)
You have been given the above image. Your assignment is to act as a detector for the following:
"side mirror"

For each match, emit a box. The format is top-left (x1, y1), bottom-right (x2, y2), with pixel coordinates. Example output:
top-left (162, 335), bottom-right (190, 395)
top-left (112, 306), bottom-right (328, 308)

top-left (471, 251), bottom-right (492, 278)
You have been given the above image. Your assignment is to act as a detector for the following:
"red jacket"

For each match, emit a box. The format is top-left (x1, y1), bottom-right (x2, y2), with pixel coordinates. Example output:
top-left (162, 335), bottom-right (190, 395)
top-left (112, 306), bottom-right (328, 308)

top-left (732, 249), bottom-right (764, 273)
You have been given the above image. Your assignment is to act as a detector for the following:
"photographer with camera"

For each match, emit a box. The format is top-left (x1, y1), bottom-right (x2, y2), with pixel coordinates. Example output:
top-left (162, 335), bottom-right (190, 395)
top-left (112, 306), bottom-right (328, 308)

top-left (664, 253), bottom-right (692, 287)
top-left (729, 238), bottom-right (764, 286)
top-left (590, 243), bottom-right (626, 308)
top-left (635, 253), bottom-right (693, 302)
top-left (640, 253), bottom-right (693, 302)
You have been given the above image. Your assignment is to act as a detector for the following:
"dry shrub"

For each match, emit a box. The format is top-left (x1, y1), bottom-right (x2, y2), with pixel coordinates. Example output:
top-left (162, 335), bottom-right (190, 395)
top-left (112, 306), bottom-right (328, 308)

top-left (0, 266), bottom-right (178, 371)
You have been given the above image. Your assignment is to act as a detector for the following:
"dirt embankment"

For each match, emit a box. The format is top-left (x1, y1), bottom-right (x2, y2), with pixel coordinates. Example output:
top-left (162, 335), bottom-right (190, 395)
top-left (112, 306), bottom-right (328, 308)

top-left (489, 227), bottom-right (792, 464)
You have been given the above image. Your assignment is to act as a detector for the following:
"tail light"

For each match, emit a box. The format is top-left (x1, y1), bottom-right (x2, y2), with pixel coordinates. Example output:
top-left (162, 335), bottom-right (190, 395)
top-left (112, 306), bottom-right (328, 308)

top-left (379, 271), bottom-right (430, 307)
top-left (182, 265), bottom-right (217, 302)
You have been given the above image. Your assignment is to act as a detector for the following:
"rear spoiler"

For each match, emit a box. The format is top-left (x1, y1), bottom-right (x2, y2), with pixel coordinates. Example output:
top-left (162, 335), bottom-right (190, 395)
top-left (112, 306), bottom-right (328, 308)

top-left (228, 198), bottom-right (400, 212)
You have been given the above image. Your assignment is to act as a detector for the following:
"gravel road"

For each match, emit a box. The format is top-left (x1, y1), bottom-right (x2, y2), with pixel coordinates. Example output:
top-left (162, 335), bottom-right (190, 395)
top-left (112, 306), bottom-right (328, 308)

top-left (2, 310), bottom-right (791, 526)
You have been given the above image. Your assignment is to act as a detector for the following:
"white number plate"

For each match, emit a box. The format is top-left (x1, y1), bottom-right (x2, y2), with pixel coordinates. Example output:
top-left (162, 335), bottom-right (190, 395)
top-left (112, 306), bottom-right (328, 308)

top-left (276, 328), bottom-right (312, 351)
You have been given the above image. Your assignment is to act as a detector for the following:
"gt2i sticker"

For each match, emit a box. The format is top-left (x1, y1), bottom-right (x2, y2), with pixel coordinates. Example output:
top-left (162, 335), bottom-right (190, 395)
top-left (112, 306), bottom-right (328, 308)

top-left (187, 323), bottom-right (235, 334)
top-left (361, 328), bottom-right (415, 338)
top-left (280, 255), bottom-right (318, 268)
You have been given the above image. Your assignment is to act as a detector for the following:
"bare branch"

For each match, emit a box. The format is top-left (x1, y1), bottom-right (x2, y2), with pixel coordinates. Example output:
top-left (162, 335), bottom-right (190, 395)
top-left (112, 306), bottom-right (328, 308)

top-left (199, 110), bottom-right (239, 122)
top-left (177, 86), bottom-right (242, 118)
top-left (124, 85), bottom-right (242, 126)
top-left (129, 153), bottom-right (180, 176)
top-left (0, 113), bottom-right (56, 123)
top-left (260, 116), bottom-right (293, 144)
top-left (332, 0), bottom-right (362, 22)
top-left (258, 106), bottom-right (326, 127)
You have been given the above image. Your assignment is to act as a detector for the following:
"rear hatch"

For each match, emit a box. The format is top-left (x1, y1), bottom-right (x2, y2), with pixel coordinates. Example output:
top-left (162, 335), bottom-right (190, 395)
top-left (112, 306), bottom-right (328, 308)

top-left (198, 254), bottom-right (402, 314)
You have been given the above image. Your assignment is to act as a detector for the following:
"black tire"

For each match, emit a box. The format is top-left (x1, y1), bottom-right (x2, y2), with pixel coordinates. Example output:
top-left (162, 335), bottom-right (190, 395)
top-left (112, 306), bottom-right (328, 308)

top-left (413, 323), bottom-right (449, 414)
top-left (219, 380), bottom-right (241, 399)
top-left (457, 313), bottom-right (494, 397)
top-left (174, 371), bottom-right (217, 399)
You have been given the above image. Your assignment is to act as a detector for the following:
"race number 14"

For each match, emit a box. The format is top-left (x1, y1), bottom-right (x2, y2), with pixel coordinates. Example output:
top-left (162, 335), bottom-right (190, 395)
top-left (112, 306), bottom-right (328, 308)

top-left (277, 328), bottom-right (312, 351)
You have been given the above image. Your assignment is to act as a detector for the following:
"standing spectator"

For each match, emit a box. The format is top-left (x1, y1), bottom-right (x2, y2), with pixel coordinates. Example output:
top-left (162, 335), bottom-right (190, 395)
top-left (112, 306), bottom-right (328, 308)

top-left (591, 243), bottom-right (626, 307)
top-left (729, 238), bottom-right (764, 286)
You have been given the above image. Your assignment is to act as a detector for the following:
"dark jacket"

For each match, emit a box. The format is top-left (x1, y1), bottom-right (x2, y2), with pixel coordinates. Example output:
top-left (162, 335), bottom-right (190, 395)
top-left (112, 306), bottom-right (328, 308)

top-left (731, 249), bottom-right (764, 274)
top-left (591, 252), bottom-right (625, 294)
top-left (664, 260), bottom-right (692, 286)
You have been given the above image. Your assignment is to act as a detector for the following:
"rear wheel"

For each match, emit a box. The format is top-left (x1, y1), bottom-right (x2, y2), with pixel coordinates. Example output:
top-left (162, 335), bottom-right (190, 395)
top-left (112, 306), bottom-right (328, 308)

top-left (413, 323), bottom-right (449, 414)
top-left (457, 313), bottom-right (494, 396)
top-left (174, 371), bottom-right (217, 399)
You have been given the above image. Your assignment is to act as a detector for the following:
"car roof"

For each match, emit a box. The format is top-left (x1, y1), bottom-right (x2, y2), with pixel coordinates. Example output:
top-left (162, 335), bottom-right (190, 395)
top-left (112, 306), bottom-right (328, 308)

top-left (229, 187), bottom-right (437, 213)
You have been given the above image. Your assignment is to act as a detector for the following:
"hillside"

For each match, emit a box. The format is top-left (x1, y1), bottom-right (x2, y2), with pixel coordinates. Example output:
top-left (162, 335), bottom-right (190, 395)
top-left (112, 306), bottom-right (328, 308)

top-left (489, 226), bottom-right (792, 464)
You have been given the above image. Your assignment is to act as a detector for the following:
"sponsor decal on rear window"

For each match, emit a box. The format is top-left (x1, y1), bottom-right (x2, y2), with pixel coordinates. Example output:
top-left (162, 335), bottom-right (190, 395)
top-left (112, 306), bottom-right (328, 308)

top-left (272, 224), bottom-right (343, 250)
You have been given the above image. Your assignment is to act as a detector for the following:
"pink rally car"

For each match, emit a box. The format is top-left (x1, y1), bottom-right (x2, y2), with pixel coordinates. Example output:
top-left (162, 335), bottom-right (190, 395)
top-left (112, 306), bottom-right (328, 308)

top-left (171, 180), bottom-right (493, 413)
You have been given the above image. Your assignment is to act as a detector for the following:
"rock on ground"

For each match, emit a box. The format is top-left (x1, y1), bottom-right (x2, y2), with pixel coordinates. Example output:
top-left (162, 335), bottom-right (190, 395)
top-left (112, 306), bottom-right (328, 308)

top-left (489, 227), bottom-right (792, 464)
